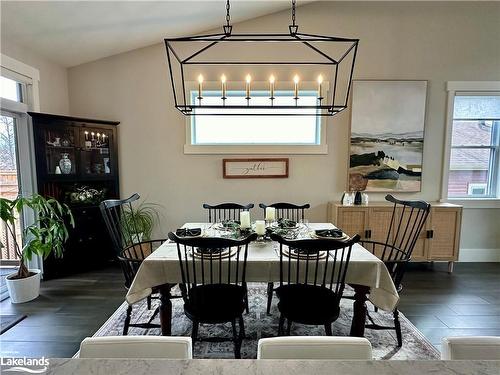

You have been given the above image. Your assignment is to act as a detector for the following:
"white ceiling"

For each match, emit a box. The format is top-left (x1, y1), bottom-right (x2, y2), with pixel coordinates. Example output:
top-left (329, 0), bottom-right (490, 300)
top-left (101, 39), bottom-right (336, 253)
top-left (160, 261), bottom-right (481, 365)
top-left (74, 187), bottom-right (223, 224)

top-left (1, 1), bottom-right (301, 67)
top-left (1, 0), bottom-right (486, 68)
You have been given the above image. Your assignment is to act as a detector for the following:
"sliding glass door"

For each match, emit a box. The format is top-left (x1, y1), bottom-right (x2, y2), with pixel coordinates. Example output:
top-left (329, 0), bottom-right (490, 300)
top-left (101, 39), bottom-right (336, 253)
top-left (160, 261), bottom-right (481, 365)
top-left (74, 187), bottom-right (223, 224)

top-left (1, 75), bottom-right (37, 272)
top-left (0, 111), bottom-right (24, 265)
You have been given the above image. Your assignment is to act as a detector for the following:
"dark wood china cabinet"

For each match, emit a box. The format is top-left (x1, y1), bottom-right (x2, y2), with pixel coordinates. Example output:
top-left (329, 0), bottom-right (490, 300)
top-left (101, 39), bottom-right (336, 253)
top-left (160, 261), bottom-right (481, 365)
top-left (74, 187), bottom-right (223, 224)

top-left (29, 112), bottom-right (120, 279)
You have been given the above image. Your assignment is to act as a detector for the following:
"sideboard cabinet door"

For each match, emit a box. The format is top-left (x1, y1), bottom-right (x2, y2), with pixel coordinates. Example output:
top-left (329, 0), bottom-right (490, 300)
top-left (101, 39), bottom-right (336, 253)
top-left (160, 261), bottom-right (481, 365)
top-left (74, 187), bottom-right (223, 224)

top-left (428, 207), bottom-right (462, 261)
top-left (336, 207), bottom-right (368, 239)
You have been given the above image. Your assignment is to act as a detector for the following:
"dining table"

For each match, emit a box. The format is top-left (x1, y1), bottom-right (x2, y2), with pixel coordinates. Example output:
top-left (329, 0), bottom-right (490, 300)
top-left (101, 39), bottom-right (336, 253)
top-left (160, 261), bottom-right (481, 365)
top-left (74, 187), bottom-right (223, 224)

top-left (126, 222), bottom-right (400, 337)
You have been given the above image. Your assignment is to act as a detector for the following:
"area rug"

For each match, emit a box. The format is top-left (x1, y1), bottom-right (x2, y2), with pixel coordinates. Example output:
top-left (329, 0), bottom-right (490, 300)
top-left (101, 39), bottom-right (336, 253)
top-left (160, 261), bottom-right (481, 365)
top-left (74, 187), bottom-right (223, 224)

top-left (92, 284), bottom-right (440, 359)
top-left (0, 314), bottom-right (27, 334)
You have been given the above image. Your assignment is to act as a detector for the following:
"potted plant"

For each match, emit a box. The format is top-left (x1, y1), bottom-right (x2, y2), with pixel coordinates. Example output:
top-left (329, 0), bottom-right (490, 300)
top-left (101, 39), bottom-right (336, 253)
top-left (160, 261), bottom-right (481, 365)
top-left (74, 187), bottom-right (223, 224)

top-left (121, 200), bottom-right (162, 243)
top-left (0, 194), bottom-right (74, 303)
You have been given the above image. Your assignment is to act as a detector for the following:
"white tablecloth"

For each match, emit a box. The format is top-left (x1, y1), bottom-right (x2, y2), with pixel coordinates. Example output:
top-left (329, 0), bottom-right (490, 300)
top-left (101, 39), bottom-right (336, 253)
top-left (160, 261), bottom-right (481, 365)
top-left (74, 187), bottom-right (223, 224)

top-left (126, 223), bottom-right (399, 312)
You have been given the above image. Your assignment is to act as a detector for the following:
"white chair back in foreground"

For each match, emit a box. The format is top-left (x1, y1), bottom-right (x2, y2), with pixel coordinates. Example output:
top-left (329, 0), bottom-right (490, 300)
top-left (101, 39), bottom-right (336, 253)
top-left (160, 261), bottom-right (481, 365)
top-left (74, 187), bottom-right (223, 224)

top-left (441, 336), bottom-right (500, 360)
top-left (257, 336), bottom-right (372, 360)
top-left (79, 336), bottom-right (192, 359)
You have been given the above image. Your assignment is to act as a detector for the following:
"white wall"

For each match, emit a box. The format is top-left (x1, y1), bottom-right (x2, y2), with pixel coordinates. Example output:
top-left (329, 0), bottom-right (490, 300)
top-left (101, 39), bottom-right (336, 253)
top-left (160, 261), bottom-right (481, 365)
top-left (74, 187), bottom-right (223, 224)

top-left (67, 2), bottom-right (500, 257)
top-left (1, 38), bottom-right (70, 114)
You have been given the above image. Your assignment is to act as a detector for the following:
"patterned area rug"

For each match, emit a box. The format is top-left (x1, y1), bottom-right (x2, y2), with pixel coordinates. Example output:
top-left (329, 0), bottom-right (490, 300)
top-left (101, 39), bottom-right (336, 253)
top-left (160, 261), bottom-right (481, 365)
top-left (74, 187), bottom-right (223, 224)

top-left (93, 284), bottom-right (439, 359)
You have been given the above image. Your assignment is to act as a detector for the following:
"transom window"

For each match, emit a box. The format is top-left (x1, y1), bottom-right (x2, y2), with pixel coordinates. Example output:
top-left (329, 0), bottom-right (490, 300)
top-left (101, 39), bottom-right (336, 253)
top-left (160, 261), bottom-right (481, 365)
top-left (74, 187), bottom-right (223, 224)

top-left (186, 90), bottom-right (326, 154)
top-left (0, 76), bottom-right (24, 103)
top-left (447, 94), bottom-right (500, 198)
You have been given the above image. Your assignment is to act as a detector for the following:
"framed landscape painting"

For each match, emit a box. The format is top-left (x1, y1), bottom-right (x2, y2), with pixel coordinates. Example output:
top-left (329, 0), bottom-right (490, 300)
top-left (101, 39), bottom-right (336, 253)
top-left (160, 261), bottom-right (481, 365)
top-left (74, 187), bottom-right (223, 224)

top-left (349, 80), bottom-right (427, 192)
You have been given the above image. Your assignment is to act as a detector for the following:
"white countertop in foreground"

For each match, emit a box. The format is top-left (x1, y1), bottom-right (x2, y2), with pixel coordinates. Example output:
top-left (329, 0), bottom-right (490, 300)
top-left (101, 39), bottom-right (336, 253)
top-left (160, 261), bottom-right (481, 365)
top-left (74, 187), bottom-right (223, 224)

top-left (11, 359), bottom-right (499, 375)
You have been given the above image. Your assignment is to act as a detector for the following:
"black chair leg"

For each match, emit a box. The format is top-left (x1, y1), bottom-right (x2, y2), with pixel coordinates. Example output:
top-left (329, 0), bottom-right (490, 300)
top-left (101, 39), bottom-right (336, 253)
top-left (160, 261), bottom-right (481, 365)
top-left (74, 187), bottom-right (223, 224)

top-left (286, 320), bottom-right (292, 335)
top-left (394, 309), bottom-right (403, 347)
top-left (243, 282), bottom-right (249, 314)
top-left (374, 306), bottom-right (378, 313)
top-left (238, 315), bottom-right (246, 339)
top-left (123, 305), bottom-right (132, 335)
top-left (232, 319), bottom-right (241, 359)
top-left (147, 296), bottom-right (152, 310)
top-left (266, 282), bottom-right (274, 315)
top-left (191, 320), bottom-right (199, 343)
top-left (324, 323), bottom-right (333, 336)
top-left (278, 314), bottom-right (285, 336)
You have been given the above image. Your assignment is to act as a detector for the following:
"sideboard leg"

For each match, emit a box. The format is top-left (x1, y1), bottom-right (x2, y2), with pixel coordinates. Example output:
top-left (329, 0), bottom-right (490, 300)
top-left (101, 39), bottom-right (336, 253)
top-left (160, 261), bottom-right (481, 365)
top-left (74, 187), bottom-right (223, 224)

top-left (448, 261), bottom-right (454, 273)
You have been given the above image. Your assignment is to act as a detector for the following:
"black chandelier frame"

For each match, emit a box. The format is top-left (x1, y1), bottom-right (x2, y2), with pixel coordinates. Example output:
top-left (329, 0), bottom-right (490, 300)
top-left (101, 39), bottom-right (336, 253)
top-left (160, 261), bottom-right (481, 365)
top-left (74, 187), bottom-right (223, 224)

top-left (164, 1), bottom-right (359, 116)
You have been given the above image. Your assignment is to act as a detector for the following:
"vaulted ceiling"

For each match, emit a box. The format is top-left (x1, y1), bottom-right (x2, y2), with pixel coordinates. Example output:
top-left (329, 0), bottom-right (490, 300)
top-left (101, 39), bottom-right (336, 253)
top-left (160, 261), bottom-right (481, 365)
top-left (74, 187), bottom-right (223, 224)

top-left (1, 1), bottom-right (305, 67)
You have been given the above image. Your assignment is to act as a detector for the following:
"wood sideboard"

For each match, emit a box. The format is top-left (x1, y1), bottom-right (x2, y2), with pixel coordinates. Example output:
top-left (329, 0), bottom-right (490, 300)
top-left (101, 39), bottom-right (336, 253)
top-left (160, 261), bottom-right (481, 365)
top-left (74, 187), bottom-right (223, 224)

top-left (328, 201), bottom-right (463, 272)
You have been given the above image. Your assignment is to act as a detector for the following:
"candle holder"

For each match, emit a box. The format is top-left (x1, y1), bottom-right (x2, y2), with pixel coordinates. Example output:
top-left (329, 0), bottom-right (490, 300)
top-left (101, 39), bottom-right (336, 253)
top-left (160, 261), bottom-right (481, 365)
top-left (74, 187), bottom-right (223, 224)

top-left (255, 234), bottom-right (266, 243)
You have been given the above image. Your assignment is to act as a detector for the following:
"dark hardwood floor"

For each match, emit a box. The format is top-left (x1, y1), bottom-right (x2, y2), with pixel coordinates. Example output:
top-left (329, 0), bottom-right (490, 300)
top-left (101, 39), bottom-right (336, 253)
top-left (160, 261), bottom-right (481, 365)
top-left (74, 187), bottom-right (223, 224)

top-left (0, 262), bottom-right (499, 358)
top-left (0, 265), bottom-right (124, 358)
top-left (399, 262), bottom-right (500, 353)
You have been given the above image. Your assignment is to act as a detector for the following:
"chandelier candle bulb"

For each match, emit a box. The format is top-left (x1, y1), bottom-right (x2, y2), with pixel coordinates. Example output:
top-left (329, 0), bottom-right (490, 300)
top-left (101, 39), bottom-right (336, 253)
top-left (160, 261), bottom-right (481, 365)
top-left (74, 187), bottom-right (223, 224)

top-left (269, 75), bottom-right (275, 99)
top-left (221, 74), bottom-right (227, 99)
top-left (245, 74), bottom-right (252, 99)
top-left (240, 211), bottom-right (251, 229)
top-left (265, 207), bottom-right (276, 221)
top-left (293, 75), bottom-right (300, 99)
top-left (255, 220), bottom-right (266, 236)
top-left (197, 74), bottom-right (204, 99)
top-left (317, 74), bottom-right (324, 99)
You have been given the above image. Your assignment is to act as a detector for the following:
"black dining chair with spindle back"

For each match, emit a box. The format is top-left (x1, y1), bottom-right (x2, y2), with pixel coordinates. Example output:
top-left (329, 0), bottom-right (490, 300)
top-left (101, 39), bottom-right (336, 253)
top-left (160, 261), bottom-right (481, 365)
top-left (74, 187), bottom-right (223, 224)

top-left (203, 203), bottom-right (254, 223)
top-left (260, 202), bottom-right (311, 314)
top-left (259, 202), bottom-right (310, 222)
top-left (360, 194), bottom-right (431, 346)
top-left (168, 232), bottom-right (257, 358)
top-left (270, 232), bottom-right (360, 336)
top-left (203, 202), bottom-right (254, 313)
top-left (100, 193), bottom-right (175, 335)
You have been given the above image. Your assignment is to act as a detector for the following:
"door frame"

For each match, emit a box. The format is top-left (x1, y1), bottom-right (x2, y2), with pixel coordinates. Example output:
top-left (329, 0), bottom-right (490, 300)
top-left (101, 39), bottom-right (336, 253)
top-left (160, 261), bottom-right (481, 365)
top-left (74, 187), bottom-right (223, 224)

top-left (1, 54), bottom-right (42, 272)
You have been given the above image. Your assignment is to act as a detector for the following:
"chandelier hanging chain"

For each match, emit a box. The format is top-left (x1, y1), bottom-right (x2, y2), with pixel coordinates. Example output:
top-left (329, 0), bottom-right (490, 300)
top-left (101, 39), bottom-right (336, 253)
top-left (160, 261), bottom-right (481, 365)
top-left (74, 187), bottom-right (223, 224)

top-left (226, 0), bottom-right (231, 27)
top-left (289, 0), bottom-right (299, 35)
top-left (223, 0), bottom-right (233, 36)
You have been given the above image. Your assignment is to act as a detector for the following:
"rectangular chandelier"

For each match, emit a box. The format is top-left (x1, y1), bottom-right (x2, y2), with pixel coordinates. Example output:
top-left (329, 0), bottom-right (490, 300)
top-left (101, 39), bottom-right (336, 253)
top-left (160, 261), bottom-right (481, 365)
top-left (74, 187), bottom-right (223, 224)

top-left (164, 1), bottom-right (359, 116)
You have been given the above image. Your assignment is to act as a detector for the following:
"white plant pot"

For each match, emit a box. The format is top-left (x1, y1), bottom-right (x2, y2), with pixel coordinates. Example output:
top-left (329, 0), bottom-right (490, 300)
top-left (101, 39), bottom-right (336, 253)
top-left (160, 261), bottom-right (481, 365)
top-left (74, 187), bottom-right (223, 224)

top-left (6, 269), bottom-right (41, 303)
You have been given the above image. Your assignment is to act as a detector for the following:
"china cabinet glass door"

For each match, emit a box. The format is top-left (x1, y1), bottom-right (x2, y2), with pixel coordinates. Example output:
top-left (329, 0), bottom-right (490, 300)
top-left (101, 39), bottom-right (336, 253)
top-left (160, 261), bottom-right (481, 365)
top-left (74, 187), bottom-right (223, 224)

top-left (79, 128), bottom-right (113, 176)
top-left (44, 126), bottom-right (77, 175)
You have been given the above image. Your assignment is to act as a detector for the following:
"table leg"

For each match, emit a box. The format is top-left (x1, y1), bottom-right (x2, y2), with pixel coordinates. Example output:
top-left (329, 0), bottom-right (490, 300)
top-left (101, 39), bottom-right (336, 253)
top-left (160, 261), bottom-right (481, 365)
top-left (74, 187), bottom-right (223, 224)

top-left (159, 284), bottom-right (173, 336)
top-left (350, 284), bottom-right (370, 337)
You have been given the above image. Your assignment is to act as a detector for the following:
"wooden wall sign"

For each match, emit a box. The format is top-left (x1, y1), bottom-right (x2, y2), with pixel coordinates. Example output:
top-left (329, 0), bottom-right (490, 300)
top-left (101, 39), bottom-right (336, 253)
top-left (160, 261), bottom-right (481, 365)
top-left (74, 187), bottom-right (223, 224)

top-left (223, 158), bottom-right (289, 179)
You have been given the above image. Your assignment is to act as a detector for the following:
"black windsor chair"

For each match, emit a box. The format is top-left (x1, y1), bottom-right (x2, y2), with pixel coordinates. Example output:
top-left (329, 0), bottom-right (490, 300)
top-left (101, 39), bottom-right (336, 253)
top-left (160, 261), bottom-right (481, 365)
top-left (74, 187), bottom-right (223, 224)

top-left (168, 232), bottom-right (257, 358)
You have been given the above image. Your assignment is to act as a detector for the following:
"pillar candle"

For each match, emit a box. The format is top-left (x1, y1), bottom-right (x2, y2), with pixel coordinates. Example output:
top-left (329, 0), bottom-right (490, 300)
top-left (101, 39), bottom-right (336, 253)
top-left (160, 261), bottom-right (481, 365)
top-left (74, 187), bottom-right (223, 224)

top-left (240, 211), bottom-right (251, 229)
top-left (265, 207), bottom-right (276, 221)
top-left (255, 220), bottom-right (266, 235)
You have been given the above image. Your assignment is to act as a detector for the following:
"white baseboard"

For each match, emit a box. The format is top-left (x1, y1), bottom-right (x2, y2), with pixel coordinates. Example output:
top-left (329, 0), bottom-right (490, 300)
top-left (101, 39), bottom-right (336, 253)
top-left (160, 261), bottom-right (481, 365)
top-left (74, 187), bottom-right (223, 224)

top-left (458, 248), bottom-right (500, 262)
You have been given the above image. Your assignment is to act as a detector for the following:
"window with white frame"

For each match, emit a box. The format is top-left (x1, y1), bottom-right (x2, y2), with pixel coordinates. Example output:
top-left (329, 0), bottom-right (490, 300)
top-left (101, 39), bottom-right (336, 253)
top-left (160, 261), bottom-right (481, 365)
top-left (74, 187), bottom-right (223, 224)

top-left (186, 90), bottom-right (325, 154)
top-left (447, 93), bottom-right (500, 199)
